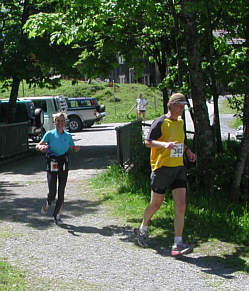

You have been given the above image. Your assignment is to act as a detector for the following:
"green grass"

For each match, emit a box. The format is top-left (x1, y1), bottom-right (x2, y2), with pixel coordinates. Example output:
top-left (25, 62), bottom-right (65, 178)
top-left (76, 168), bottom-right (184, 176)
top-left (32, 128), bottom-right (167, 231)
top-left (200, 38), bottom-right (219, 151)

top-left (219, 99), bottom-right (235, 114)
top-left (219, 99), bottom-right (242, 129)
top-left (1, 79), bottom-right (244, 124)
top-left (90, 164), bottom-right (249, 272)
top-left (228, 118), bottom-right (242, 129)
top-left (0, 259), bottom-right (25, 291)
top-left (0, 80), bottom-right (164, 123)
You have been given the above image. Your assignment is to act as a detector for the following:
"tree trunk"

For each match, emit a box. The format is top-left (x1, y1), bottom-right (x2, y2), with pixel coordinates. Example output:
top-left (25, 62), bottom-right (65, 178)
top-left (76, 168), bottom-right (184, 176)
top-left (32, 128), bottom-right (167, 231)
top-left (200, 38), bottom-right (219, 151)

top-left (230, 15), bottom-right (249, 201)
top-left (230, 93), bottom-right (249, 201)
top-left (157, 60), bottom-right (168, 113)
top-left (162, 87), bottom-right (168, 114)
top-left (204, 3), bottom-right (223, 153)
top-left (212, 93), bottom-right (223, 152)
top-left (242, 158), bottom-right (249, 199)
top-left (182, 3), bottom-right (216, 195)
top-left (7, 76), bottom-right (20, 123)
top-left (7, 0), bottom-right (29, 124)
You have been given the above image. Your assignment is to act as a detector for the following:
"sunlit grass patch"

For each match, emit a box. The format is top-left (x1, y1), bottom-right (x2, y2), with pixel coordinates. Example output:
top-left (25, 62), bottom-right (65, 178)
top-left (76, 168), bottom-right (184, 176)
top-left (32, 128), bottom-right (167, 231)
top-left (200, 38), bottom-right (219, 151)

top-left (0, 259), bottom-right (25, 291)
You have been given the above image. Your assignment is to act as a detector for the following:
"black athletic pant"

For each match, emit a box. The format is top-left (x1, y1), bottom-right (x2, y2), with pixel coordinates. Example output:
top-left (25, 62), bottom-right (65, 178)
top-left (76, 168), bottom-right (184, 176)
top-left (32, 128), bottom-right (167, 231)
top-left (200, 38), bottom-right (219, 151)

top-left (46, 155), bottom-right (69, 217)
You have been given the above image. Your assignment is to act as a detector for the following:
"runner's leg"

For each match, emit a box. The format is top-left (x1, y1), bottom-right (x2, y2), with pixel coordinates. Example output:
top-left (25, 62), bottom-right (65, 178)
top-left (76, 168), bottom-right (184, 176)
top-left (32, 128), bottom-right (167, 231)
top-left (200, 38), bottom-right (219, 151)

top-left (53, 170), bottom-right (68, 217)
top-left (47, 171), bottom-right (57, 204)
top-left (141, 190), bottom-right (164, 226)
top-left (172, 188), bottom-right (186, 237)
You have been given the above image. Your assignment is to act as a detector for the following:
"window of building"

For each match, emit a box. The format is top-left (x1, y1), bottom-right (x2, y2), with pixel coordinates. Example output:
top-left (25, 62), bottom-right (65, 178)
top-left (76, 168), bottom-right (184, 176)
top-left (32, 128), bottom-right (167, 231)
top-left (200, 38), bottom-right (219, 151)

top-left (143, 74), bottom-right (150, 85)
top-left (119, 75), bottom-right (125, 84)
top-left (118, 55), bottom-right (124, 64)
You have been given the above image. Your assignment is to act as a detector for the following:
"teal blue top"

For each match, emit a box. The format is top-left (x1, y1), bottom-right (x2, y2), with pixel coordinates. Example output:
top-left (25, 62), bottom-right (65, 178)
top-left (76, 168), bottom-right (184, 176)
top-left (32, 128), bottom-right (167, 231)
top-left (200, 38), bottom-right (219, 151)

top-left (42, 129), bottom-right (75, 156)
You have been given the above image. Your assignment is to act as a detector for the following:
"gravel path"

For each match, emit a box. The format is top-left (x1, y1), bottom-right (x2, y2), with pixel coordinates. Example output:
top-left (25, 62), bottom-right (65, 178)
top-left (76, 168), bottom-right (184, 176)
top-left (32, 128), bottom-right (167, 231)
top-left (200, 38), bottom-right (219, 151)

top-left (0, 123), bottom-right (249, 291)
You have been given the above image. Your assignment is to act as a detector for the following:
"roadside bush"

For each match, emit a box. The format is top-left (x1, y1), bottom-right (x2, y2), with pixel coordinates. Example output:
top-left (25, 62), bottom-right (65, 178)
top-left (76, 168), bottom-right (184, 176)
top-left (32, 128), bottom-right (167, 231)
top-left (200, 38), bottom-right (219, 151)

top-left (186, 139), bottom-right (249, 199)
top-left (214, 151), bottom-right (237, 194)
top-left (214, 140), bottom-right (247, 196)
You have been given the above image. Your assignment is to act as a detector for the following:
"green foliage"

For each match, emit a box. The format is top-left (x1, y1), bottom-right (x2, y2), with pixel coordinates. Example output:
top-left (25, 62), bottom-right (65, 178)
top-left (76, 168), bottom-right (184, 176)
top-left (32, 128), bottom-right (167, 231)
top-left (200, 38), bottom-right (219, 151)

top-left (187, 140), bottom-right (248, 197)
top-left (0, 259), bottom-right (25, 291)
top-left (214, 141), bottom-right (241, 194)
top-left (0, 0), bottom-right (82, 100)
top-left (219, 98), bottom-right (236, 114)
top-left (227, 95), bottom-right (244, 120)
top-left (219, 98), bottom-right (243, 129)
top-left (227, 118), bottom-right (242, 129)
top-left (25, 0), bottom-right (121, 79)
top-left (185, 192), bottom-right (249, 247)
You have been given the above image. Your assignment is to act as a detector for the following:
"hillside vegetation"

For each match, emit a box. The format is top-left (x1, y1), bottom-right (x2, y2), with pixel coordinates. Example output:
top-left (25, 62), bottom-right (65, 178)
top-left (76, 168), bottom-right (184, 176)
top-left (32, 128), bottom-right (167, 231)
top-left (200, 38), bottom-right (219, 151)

top-left (0, 79), bottom-right (237, 125)
top-left (0, 80), bottom-right (164, 123)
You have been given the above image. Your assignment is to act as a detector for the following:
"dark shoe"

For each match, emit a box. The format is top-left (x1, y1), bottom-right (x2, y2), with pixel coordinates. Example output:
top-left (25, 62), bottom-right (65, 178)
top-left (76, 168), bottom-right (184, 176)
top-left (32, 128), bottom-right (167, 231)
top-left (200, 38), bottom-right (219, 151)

top-left (171, 243), bottom-right (193, 257)
top-left (54, 215), bottom-right (63, 225)
top-left (134, 228), bottom-right (149, 248)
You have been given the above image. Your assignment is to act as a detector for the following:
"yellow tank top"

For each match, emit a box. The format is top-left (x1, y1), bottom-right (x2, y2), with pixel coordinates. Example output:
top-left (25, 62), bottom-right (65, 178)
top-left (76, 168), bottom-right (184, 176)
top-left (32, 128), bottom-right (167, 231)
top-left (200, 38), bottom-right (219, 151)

top-left (150, 118), bottom-right (185, 171)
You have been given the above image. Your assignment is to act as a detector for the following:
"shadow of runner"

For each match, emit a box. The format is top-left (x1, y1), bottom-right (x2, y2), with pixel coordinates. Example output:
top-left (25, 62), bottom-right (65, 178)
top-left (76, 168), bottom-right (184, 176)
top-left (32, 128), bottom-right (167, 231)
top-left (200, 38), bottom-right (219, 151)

top-left (58, 222), bottom-right (134, 240)
top-left (0, 193), bottom-right (105, 230)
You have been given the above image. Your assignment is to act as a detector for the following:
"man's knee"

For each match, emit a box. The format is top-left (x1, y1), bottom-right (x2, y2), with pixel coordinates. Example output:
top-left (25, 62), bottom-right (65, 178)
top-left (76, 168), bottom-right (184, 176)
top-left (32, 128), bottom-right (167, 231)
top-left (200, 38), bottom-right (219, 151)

top-left (175, 202), bottom-right (186, 214)
top-left (150, 193), bottom-right (164, 211)
top-left (151, 201), bottom-right (162, 211)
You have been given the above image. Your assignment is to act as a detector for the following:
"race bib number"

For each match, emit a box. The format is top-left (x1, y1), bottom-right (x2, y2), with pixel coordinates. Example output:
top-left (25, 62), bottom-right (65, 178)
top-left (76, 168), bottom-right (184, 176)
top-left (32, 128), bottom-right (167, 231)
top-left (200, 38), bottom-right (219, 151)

top-left (170, 143), bottom-right (184, 158)
top-left (50, 160), bottom-right (58, 172)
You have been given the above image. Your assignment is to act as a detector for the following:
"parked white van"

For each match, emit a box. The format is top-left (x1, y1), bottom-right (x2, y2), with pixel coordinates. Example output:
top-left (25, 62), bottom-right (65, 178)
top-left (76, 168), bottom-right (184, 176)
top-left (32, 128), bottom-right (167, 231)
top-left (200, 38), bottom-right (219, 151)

top-left (18, 96), bottom-right (68, 140)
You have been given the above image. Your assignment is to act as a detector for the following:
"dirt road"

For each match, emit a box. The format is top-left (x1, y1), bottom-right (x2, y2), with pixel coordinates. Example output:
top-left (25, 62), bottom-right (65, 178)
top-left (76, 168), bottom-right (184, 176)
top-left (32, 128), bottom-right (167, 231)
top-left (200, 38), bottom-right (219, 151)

top-left (0, 123), bottom-right (249, 291)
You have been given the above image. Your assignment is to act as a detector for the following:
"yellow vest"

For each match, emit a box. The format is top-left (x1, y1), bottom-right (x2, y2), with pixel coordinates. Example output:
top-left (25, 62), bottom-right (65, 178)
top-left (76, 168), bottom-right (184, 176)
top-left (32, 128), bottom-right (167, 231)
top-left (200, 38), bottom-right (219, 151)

top-left (150, 118), bottom-right (184, 171)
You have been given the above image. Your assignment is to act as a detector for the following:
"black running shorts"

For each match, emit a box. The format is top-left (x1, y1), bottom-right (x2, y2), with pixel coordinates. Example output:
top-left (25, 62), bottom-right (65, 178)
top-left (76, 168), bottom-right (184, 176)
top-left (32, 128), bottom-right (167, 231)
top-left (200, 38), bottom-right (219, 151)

top-left (150, 166), bottom-right (187, 194)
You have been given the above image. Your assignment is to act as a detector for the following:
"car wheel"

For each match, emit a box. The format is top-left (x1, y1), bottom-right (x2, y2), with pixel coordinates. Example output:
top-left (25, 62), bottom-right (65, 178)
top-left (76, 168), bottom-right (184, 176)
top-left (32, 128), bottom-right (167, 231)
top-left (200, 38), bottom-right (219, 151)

top-left (32, 127), bottom-right (46, 143)
top-left (69, 117), bottom-right (82, 132)
top-left (84, 121), bottom-right (94, 128)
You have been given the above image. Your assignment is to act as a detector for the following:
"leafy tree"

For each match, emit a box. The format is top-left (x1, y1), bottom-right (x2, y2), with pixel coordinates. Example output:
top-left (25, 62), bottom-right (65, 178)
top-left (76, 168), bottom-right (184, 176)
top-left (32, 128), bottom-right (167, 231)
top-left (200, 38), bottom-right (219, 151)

top-left (181, 0), bottom-right (216, 194)
top-left (106, 0), bottom-right (176, 110)
top-left (218, 0), bottom-right (249, 200)
top-left (26, 0), bottom-right (187, 112)
top-left (0, 0), bottom-right (80, 122)
top-left (25, 0), bottom-right (120, 80)
top-left (23, 0), bottom-right (249, 197)
top-left (25, 0), bottom-right (218, 192)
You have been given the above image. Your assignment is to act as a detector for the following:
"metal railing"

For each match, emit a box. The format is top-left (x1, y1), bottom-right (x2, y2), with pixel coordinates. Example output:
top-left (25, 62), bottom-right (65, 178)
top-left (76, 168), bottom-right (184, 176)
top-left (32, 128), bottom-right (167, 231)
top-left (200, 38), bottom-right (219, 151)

top-left (0, 122), bottom-right (28, 159)
top-left (115, 120), bottom-right (145, 169)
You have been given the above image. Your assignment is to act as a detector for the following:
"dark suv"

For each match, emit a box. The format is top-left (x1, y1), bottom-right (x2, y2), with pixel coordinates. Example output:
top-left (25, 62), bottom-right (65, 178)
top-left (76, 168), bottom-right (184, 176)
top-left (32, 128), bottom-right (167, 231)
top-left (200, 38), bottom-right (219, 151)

top-left (0, 99), bottom-right (44, 142)
top-left (66, 97), bottom-right (106, 132)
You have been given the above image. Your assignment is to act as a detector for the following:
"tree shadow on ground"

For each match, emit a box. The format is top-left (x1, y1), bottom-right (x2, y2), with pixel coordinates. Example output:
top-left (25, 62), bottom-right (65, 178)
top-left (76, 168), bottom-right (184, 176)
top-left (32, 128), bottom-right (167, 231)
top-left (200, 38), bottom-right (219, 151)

top-left (0, 144), bottom-right (117, 176)
top-left (127, 216), bottom-right (249, 277)
top-left (0, 185), bottom-right (107, 230)
top-left (176, 251), bottom-right (249, 279)
top-left (150, 235), bottom-right (249, 277)
top-left (58, 218), bottom-right (249, 278)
